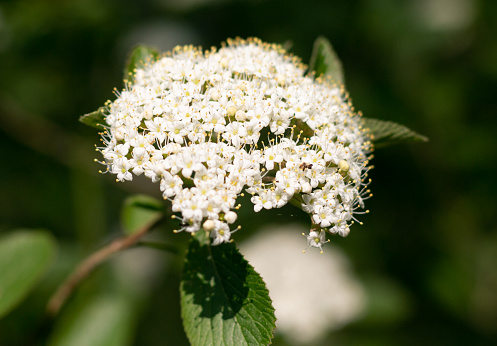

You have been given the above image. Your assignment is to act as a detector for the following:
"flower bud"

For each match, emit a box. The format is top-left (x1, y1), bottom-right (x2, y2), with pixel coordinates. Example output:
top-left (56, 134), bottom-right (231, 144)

top-left (339, 160), bottom-right (350, 172)
top-left (220, 57), bottom-right (229, 67)
top-left (235, 110), bottom-right (246, 121)
top-left (203, 219), bottom-right (215, 231)
top-left (210, 90), bottom-right (220, 101)
top-left (227, 106), bottom-right (237, 117)
top-left (224, 211), bottom-right (238, 224)
top-left (301, 182), bottom-right (312, 194)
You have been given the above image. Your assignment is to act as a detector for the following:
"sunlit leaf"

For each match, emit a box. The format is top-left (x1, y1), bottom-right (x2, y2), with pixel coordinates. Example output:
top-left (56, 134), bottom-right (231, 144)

top-left (124, 45), bottom-right (159, 84)
top-left (0, 230), bottom-right (56, 318)
top-left (364, 118), bottom-right (428, 148)
top-left (121, 194), bottom-right (164, 235)
top-left (79, 106), bottom-right (108, 131)
top-left (180, 231), bottom-right (276, 346)
top-left (308, 36), bottom-right (344, 84)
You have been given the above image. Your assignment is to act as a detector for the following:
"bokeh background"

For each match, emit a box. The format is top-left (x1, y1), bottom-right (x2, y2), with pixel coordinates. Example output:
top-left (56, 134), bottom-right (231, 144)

top-left (1, 0), bottom-right (497, 344)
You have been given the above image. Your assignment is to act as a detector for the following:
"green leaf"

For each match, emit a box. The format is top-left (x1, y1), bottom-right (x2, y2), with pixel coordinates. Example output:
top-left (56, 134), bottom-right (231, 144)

top-left (121, 194), bottom-right (164, 235)
top-left (79, 106), bottom-right (108, 131)
top-left (48, 295), bottom-right (136, 346)
top-left (363, 118), bottom-right (429, 148)
top-left (0, 230), bottom-right (56, 318)
top-left (180, 231), bottom-right (276, 346)
top-left (124, 45), bottom-right (159, 84)
top-left (308, 36), bottom-right (344, 84)
top-left (48, 286), bottom-right (139, 346)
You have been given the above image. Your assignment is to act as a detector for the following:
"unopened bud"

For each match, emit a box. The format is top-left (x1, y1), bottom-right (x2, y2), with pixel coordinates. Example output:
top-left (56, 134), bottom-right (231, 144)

top-left (227, 106), bottom-right (237, 117)
top-left (224, 211), bottom-right (238, 224)
top-left (210, 90), bottom-right (220, 101)
top-left (301, 182), bottom-right (312, 194)
top-left (235, 110), bottom-right (246, 121)
top-left (115, 127), bottom-right (125, 141)
top-left (203, 219), bottom-right (215, 231)
top-left (339, 160), bottom-right (350, 172)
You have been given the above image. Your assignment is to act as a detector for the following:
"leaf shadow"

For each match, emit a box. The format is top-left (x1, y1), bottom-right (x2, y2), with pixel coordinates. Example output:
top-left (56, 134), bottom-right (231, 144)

top-left (182, 236), bottom-right (249, 320)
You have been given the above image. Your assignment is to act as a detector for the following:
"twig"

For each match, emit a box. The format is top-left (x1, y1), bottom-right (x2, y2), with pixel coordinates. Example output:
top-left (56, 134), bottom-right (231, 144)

top-left (46, 219), bottom-right (161, 317)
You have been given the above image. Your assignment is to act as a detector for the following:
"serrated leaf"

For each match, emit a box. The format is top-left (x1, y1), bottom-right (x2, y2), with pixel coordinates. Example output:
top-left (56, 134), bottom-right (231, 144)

top-left (0, 230), bottom-right (56, 318)
top-left (308, 36), bottom-right (344, 84)
top-left (121, 194), bottom-right (164, 235)
top-left (79, 106), bottom-right (108, 131)
top-left (363, 118), bottom-right (429, 148)
top-left (124, 45), bottom-right (159, 84)
top-left (180, 231), bottom-right (276, 346)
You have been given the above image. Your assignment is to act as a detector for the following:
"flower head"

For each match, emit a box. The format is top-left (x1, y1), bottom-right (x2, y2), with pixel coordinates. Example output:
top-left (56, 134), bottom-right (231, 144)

top-left (96, 38), bottom-right (373, 247)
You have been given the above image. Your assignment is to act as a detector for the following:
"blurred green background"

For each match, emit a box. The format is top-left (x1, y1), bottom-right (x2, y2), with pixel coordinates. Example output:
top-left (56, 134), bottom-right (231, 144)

top-left (1, 0), bottom-right (496, 344)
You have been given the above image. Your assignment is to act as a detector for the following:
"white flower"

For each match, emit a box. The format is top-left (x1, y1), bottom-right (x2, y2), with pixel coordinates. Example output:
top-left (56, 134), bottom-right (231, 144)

top-left (210, 221), bottom-right (232, 246)
top-left (312, 205), bottom-right (337, 228)
top-left (167, 121), bottom-right (189, 144)
top-left (160, 171), bottom-right (183, 198)
top-left (111, 158), bottom-right (132, 182)
top-left (251, 190), bottom-right (274, 212)
top-left (130, 147), bottom-right (150, 175)
top-left (274, 169), bottom-right (300, 197)
top-left (222, 121), bottom-right (247, 146)
top-left (261, 145), bottom-right (284, 171)
top-left (96, 38), bottom-right (373, 247)
top-left (145, 117), bottom-right (167, 143)
top-left (244, 120), bottom-right (263, 144)
top-left (143, 156), bottom-right (164, 183)
top-left (306, 229), bottom-right (328, 253)
top-left (270, 109), bottom-right (291, 134)
top-left (181, 195), bottom-right (207, 223)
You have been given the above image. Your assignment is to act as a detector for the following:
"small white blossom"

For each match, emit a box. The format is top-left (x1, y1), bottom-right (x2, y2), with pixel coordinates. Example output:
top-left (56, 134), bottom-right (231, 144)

top-left (111, 158), bottom-right (132, 182)
top-left (261, 145), bottom-right (284, 171)
top-left (305, 230), bottom-right (328, 253)
top-left (160, 172), bottom-right (183, 198)
top-left (251, 190), bottom-right (274, 212)
top-left (210, 221), bottom-right (232, 246)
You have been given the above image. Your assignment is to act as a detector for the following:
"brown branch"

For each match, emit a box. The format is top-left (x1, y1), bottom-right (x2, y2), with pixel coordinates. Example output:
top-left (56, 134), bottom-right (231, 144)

top-left (46, 219), bottom-right (160, 317)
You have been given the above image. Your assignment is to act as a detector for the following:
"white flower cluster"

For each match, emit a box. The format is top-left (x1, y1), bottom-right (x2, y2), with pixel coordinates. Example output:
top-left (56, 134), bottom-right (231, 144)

top-left (97, 38), bottom-right (373, 248)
